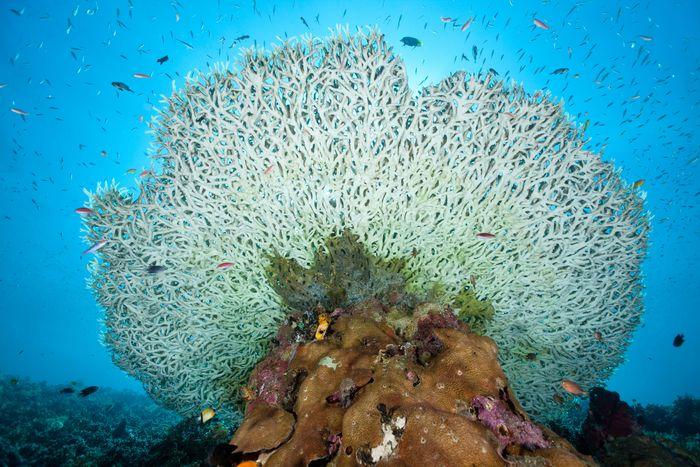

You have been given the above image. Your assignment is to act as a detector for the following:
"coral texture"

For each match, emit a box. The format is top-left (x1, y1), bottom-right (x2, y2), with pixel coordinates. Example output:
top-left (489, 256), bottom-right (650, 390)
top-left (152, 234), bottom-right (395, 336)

top-left (82, 27), bottom-right (648, 419)
top-left (217, 299), bottom-right (594, 466)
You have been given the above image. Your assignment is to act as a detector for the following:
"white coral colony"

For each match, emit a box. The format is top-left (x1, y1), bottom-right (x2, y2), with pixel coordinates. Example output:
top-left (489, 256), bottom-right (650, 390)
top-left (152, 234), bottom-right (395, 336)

top-left (82, 28), bottom-right (648, 420)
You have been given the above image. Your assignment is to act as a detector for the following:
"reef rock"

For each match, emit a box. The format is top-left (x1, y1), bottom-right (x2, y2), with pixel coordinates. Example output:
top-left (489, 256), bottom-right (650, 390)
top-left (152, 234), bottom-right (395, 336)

top-left (578, 387), bottom-right (639, 455)
top-left (573, 388), bottom-right (700, 466)
top-left (211, 299), bottom-right (594, 466)
top-left (593, 434), bottom-right (700, 467)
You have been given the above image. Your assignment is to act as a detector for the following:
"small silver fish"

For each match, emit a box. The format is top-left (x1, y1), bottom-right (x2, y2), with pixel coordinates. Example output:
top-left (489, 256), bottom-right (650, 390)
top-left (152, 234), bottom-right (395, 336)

top-left (82, 238), bottom-right (107, 255)
top-left (551, 67), bottom-right (569, 75)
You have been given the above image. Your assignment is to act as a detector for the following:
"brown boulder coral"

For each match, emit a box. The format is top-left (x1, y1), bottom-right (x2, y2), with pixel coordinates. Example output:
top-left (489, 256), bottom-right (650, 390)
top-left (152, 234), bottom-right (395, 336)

top-left (213, 299), bottom-right (595, 466)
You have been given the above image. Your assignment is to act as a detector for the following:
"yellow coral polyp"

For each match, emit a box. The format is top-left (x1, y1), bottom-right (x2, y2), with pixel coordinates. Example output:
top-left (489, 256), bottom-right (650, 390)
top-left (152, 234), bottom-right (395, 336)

top-left (315, 314), bottom-right (330, 340)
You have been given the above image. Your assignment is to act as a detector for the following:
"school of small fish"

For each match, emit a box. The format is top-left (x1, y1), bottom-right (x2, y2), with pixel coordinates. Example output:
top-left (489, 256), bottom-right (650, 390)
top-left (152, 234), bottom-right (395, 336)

top-left (1, 0), bottom-right (698, 416)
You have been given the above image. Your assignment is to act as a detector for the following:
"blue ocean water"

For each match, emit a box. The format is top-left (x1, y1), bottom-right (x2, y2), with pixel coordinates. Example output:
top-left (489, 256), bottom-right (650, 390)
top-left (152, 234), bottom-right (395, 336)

top-left (0, 0), bottom-right (698, 452)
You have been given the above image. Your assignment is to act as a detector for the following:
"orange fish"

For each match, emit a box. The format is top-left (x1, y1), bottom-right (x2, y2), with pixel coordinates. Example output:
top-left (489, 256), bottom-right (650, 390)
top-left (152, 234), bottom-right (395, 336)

top-left (533, 18), bottom-right (550, 30)
top-left (476, 232), bottom-right (496, 239)
top-left (632, 179), bottom-right (645, 189)
top-left (217, 262), bottom-right (234, 270)
top-left (75, 207), bottom-right (94, 215)
top-left (440, 17), bottom-right (454, 23)
top-left (264, 165), bottom-right (274, 175)
top-left (561, 379), bottom-right (587, 396)
top-left (237, 462), bottom-right (258, 467)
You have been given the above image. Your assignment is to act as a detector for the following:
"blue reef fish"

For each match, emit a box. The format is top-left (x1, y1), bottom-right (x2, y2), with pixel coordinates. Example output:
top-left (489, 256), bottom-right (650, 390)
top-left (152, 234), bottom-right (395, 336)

top-left (400, 37), bottom-right (422, 47)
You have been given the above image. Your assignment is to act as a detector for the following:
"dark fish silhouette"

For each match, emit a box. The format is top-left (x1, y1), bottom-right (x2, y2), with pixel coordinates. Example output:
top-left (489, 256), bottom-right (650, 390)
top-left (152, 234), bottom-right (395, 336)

top-left (400, 36), bottom-right (422, 47)
top-left (673, 334), bottom-right (685, 347)
top-left (146, 264), bottom-right (166, 274)
top-left (176, 38), bottom-right (194, 49)
top-left (157, 55), bottom-right (169, 65)
top-left (111, 81), bottom-right (133, 92)
top-left (79, 385), bottom-right (99, 397)
top-left (59, 387), bottom-right (75, 394)
top-left (551, 67), bottom-right (570, 75)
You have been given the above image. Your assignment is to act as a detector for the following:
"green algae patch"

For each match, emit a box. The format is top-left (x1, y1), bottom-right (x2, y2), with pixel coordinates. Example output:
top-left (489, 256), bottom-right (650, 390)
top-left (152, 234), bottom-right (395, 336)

top-left (453, 289), bottom-right (495, 335)
top-left (415, 282), bottom-right (495, 335)
top-left (265, 230), bottom-right (409, 312)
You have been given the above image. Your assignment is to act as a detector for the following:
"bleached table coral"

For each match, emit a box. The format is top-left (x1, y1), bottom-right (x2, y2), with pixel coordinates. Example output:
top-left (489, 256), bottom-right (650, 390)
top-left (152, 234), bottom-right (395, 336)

top-left (82, 27), bottom-right (648, 421)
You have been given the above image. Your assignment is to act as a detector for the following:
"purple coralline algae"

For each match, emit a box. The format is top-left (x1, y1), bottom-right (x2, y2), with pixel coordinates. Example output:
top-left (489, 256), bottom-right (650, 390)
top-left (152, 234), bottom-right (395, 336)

top-left (472, 395), bottom-right (550, 450)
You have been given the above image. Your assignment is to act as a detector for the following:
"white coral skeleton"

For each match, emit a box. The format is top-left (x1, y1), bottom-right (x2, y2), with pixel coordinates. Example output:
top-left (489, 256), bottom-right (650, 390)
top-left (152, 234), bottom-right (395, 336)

top-left (82, 27), bottom-right (648, 421)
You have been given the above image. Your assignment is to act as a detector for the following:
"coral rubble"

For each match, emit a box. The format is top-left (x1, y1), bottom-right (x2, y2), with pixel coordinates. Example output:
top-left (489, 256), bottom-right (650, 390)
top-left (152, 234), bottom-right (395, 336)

top-left (214, 299), bottom-right (594, 466)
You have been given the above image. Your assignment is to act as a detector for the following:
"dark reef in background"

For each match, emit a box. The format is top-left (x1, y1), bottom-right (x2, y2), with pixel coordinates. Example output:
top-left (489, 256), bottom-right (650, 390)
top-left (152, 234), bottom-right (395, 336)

top-left (0, 375), bottom-right (234, 467)
top-left (0, 376), bottom-right (179, 466)
top-left (549, 386), bottom-right (700, 466)
top-left (141, 417), bottom-right (231, 467)
top-left (632, 394), bottom-right (700, 439)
